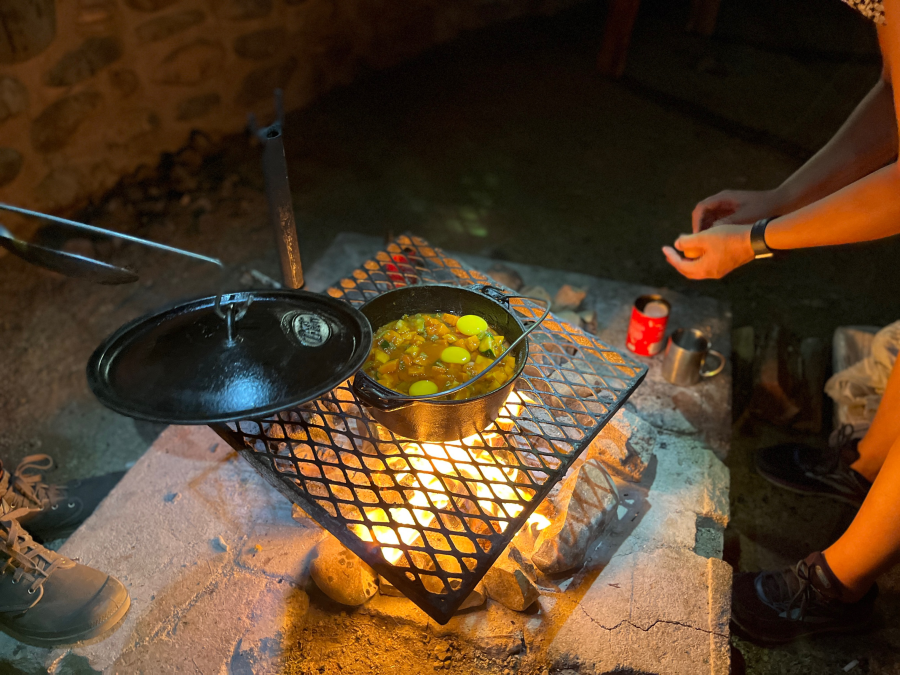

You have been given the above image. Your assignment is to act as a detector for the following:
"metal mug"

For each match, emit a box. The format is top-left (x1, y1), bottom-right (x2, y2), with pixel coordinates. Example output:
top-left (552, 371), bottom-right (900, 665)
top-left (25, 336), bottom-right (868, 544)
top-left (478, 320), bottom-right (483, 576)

top-left (661, 328), bottom-right (725, 386)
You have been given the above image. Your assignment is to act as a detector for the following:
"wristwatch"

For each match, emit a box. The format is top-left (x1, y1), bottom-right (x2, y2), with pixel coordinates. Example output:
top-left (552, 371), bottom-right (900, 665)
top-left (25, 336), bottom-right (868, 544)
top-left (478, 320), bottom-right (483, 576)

top-left (750, 217), bottom-right (777, 259)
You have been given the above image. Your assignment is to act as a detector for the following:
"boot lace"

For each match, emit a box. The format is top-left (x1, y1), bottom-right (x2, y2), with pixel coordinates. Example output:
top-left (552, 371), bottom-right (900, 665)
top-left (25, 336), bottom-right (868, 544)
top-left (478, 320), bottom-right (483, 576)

top-left (758, 560), bottom-right (828, 621)
top-left (784, 560), bottom-right (815, 621)
top-left (0, 455), bottom-right (64, 511)
top-left (0, 503), bottom-right (64, 595)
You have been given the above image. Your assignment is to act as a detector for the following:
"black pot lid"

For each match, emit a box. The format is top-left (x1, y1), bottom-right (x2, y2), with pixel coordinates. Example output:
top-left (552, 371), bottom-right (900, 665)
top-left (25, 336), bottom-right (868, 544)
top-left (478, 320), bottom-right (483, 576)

top-left (88, 290), bottom-right (373, 425)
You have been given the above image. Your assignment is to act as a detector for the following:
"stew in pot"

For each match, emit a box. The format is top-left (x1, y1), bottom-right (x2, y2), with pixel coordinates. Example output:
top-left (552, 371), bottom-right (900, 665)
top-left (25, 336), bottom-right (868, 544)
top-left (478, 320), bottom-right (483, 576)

top-left (361, 312), bottom-right (515, 398)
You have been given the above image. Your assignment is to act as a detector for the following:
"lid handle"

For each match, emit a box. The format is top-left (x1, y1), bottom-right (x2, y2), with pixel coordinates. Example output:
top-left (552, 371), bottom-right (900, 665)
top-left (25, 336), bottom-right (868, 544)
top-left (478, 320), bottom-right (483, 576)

top-left (214, 292), bottom-right (253, 343)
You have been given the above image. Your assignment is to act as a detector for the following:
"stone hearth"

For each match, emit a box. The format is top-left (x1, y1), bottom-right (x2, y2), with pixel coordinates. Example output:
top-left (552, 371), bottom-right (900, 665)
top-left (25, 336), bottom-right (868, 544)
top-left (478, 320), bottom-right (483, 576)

top-left (0, 234), bottom-right (731, 674)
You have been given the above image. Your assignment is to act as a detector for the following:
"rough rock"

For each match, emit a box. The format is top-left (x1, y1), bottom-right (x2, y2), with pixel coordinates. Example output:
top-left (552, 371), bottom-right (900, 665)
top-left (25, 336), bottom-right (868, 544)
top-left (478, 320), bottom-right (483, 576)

top-left (552, 284), bottom-right (586, 311)
top-left (108, 69), bottom-right (139, 97)
top-left (0, 76), bottom-right (27, 124)
top-left (31, 92), bottom-right (103, 153)
top-left (458, 582), bottom-right (486, 610)
top-left (176, 92), bottom-right (222, 121)
top-left (152, 40), bottom-right (224, 85)
top-left (217, 0), bottom-right (273, 20)
top-left (378, 575), bottom-right (405, 597)
top-left (519, 285), bottom-right (552, 308)
top-left (235, 57), bottom-right (298, 105)
top-left (475, 631), bottom-right (525, 658)
top-left (0, 0), bottom-right (56, 65)
top-left (136, 10), bottom-right (205, 42)
top-left (580, 309), bottom-right (598, 334)
top-left (486, 263), bottom-right (524, 291)
top-left (34, 167), bottom-right (83, 209)
top-left (483, 551), bottom-right (539, 611)
top-left (588, 407), bottom-right (657, 482)
top-left (44, 37), bottom-right (122, 87)
top-left (531, 458), bottom-right (618, 574)
top-left (123, 0), bottom-right (179, 10)
top-left (77, 0), bottom-right (115, 25)
top-left (553, 309), bottom-right (580, 327)
top-left (234, 28), bottom-right (286, 60)
top-left (310, 535), bottom-right (379, 606)
top-left (0, 148), bottom-right (23, 187)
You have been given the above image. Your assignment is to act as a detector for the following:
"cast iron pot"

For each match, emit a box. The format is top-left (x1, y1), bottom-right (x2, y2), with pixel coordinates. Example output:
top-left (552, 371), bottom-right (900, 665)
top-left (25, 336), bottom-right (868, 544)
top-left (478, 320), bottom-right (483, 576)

top-left (351, 284), bottom-right (538, 442)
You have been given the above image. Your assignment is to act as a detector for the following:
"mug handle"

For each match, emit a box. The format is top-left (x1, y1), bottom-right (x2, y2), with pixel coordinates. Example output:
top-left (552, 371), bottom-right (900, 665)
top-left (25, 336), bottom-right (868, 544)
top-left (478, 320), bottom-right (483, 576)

top-left (700, 348), bottom-right (726, 378)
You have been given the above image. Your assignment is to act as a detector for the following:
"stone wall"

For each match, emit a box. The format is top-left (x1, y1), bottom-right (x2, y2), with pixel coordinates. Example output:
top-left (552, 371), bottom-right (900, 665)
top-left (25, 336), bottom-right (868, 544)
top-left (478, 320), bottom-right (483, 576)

top-left (0, 0), bottom-right (580, 227)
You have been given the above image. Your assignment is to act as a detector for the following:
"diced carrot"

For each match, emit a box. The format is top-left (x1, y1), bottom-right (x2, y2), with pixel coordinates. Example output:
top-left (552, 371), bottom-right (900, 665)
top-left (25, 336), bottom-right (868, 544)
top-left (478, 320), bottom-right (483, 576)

top-left (378, 359), bottom-right (399, 374)
top-left (466, 335), bottom-right (480, 352)
top-left (441, 313), bottom-right (459, 326)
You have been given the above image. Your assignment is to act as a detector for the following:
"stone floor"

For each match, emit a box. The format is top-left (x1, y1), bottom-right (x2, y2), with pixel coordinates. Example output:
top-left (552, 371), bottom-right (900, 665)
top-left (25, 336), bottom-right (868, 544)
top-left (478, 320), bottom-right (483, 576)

top-left (0, 235), bottom-right (732, 674)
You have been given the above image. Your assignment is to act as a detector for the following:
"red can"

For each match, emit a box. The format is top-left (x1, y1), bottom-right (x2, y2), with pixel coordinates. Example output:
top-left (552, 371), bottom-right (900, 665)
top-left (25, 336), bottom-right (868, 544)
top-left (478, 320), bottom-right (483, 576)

top-left (626, 295), bottom-right (671, 356)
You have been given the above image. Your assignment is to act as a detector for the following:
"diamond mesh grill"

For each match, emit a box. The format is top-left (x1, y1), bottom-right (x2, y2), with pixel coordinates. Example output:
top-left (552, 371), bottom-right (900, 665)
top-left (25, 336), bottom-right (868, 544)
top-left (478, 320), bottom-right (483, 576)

top-left (211, 235), bottom-right (647, 623)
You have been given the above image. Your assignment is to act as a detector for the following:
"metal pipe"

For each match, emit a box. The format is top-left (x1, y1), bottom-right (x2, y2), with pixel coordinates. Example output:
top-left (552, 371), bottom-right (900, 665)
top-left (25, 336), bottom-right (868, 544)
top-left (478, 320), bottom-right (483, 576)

top-left (252, 90), bottom-right (304, 290)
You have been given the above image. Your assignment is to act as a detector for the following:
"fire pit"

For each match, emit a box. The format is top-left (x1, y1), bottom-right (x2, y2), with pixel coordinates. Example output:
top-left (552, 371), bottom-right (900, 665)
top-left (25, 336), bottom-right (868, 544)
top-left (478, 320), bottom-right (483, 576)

top-left (211, 235), bottom-right (647, 624)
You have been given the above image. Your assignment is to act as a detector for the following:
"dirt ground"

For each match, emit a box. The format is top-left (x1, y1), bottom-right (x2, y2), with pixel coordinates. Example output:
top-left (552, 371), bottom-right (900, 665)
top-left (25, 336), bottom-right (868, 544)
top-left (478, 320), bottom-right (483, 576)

top-left (2, 0), bottom-right (900, 673)
top-left (283, 597), bottom-right (540, 675)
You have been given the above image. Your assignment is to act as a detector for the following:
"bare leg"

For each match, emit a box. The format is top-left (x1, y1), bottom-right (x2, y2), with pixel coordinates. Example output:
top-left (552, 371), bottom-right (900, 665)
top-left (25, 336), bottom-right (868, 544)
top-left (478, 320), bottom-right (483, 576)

top-left (851, 356), bottom-right (900, 482)
top-left (825, 431), bottom-right (900, 601)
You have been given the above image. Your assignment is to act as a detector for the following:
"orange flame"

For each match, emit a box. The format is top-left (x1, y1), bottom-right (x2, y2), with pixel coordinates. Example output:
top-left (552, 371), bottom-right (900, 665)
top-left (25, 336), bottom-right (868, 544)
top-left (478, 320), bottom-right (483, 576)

top-left (349, 390), bottom-right (542, 566)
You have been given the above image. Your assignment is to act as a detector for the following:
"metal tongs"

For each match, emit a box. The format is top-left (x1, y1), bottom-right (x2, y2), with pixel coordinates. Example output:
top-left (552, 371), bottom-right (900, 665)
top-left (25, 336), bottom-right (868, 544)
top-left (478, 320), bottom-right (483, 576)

top-left (0, 202), bottom-right (222, 284)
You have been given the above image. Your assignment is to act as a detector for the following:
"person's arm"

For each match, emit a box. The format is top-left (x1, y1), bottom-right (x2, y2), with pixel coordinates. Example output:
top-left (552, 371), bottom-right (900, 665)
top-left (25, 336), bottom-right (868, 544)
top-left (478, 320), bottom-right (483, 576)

top-left (691, 36), bottom-right (897, 233)
top-left (774, 72), bottom-right (897, 212)
top-left (666, 0), bottom-right (900, 280)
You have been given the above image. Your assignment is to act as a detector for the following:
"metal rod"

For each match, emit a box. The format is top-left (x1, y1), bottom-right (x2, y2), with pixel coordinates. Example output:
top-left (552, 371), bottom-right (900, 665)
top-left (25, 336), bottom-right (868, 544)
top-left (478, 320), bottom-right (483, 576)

top-left (0, 202), bottom-right (223, 267)
top-left (252, 89), bottom-right (304, 290)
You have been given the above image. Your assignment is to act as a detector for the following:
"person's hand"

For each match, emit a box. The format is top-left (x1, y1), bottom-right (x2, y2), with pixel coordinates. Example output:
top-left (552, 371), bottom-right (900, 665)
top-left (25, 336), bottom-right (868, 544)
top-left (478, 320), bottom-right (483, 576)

top-left (662, 225), bottom-right (755, 280)
top-left (692, 189), bottom-right (782, 233)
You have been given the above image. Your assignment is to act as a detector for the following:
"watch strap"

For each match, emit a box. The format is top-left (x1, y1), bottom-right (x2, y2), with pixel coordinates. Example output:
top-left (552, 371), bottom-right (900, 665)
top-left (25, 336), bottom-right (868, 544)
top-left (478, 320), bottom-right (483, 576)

top-left (750, 217), bottom-right (777, 259)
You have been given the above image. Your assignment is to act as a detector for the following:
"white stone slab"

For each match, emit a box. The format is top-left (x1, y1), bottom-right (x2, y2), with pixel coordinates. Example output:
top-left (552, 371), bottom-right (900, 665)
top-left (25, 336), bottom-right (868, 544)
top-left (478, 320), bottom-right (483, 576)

top-left (0, 234), bottom-right (732, 674)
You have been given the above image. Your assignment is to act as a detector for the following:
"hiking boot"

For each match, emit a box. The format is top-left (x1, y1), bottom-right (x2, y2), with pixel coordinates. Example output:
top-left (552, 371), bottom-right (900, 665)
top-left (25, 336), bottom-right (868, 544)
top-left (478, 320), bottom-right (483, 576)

top-left (731, 552), bottom-right (878, 644)
top-left (0, 455), bottom-right (125, 542)
top-left (755, 426), bottom-right (871, 506)
top-left (0, 502), bottom-right (130, 647)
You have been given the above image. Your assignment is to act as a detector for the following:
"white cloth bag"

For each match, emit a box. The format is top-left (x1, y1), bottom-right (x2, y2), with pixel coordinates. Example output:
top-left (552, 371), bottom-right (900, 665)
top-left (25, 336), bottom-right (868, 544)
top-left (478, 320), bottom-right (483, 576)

top-left (825, 320), bottom-right (900, 429)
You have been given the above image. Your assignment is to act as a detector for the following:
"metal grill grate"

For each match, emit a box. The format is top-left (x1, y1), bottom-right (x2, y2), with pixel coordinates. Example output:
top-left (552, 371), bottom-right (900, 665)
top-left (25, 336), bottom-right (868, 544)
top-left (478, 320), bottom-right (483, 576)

top-left (211, 236), bottom-right (647, 623)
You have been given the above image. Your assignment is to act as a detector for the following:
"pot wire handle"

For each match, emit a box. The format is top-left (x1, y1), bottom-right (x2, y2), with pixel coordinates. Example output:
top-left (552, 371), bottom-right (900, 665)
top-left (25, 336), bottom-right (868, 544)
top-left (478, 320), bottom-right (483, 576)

top-left (403, 287), bottom-right (552, 401)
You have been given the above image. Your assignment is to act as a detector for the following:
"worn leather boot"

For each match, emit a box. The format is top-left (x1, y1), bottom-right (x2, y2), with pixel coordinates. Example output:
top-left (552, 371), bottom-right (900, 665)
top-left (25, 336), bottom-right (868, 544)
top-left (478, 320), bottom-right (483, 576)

top-left (0, 455), bottom-right (125, 542)
top-left (0, 501), bottom-right (130, 647)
